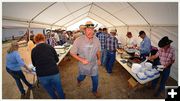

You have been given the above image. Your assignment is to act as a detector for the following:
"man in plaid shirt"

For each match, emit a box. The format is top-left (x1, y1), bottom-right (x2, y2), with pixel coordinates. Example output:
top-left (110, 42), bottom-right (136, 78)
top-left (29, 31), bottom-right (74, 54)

top-left (97, 28), bottom-right (109, 66)
top-left (148, 36), bottom-right (175, 97)
top-left (105, 28), bottom-right (119, 73)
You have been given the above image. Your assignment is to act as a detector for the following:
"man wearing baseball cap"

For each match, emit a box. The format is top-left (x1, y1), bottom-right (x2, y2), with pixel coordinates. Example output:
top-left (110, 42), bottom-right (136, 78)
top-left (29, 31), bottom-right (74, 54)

top-left (148, 36), bottom-right (175, 97)
top-left (70, 21), bottom-right (101, 98)
top-left (138, 31), bottom-right (151, 60)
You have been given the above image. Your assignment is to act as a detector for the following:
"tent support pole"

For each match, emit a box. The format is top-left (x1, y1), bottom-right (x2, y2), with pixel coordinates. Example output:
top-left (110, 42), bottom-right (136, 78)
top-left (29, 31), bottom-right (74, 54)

top-left (150, 27), bottom-right (152, 40)
top-left (28, 22), bottom-right (31, 42)
top-left (50, 26), bottom-right (52, 35)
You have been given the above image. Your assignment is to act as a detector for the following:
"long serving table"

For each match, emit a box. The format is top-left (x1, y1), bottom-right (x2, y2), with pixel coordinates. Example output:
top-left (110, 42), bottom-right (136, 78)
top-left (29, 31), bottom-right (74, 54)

top-left (116, 53), bottom-right (160, 85)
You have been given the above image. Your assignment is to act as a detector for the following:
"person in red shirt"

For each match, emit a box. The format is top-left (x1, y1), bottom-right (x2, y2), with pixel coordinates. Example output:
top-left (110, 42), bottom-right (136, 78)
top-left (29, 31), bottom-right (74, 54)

top-left (148, 36), bottom-right (175, 97)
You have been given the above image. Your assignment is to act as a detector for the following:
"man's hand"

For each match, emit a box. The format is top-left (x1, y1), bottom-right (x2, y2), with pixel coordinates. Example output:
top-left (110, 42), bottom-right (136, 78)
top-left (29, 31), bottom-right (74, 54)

top-left (163, 64), bottom-right (168, 68)
top-left (81, 58), bottom-right (89, 65)
top-left (97, 59), bottom-right (101, 65)
top-left (70, 52), bottom-right (89, 65)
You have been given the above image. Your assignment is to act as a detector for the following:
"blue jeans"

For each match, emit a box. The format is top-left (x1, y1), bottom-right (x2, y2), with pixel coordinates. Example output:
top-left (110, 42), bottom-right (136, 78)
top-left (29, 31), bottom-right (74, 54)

top-left (106, 51), bottom-right (116, 73)
top-left (77, 75), bottom-right (98, 92)
top-left (38, 73), bottom-right (65, 99)
top-left (152, 66), bottom-right (171, 92)
top-left (101, 49), bottom-right (107, 66)
top-left (6, 68), bottom-right (33, 94)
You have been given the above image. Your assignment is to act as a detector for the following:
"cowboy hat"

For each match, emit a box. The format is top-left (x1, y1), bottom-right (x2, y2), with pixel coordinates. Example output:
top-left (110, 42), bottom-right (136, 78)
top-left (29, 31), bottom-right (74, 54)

top-left (84, 21), bottom-right (95, 28)
top-left (158, 36), bottom-right (173, 48)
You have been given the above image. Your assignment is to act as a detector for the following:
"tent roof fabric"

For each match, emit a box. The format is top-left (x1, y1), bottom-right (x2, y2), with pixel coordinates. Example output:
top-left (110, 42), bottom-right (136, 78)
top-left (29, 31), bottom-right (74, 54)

top-left (2, 2), bottom-right (178, 28)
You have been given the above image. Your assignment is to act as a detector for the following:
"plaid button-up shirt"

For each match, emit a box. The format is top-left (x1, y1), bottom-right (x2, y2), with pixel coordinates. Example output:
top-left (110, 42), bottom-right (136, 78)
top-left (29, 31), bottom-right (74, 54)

top-left (106, 35), bottom-right (119, 51)
top-left (97, 32), bottom-right (108, 50)
top-left (155, 46), bottom-right (175, 66)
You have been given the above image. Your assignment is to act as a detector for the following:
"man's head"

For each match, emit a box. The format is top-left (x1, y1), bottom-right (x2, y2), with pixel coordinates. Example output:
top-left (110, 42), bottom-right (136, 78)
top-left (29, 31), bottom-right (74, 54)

top-left (98, 28), bottom-right (102, 32)
top-left (110, 28), bottom-right (117, 36)
top-left (139, 31), bottom-right (146, 39)
top-left (158, 36), bottom-right (173, 49)
top-left (126, 32), bottom-right (132, 38)
top-left (103, 28), bottom-right (108, 34)
top-left (84, 21), bottom-right (95, 39)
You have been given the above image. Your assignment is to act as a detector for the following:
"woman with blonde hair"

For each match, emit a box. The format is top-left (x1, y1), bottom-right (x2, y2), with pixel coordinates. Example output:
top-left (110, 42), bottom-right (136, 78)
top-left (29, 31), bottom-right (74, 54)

top-left (6, 41), bottom-right (33, 96)
top-left (31, 33), bottom-right (65, 99)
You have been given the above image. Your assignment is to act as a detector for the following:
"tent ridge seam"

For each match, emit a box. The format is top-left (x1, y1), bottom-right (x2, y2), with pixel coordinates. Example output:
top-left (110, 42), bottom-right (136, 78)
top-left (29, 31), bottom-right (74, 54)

top-left (93, 3), bottom-right (127, 26)
top-left (51, 3), bottom-right (92, 26)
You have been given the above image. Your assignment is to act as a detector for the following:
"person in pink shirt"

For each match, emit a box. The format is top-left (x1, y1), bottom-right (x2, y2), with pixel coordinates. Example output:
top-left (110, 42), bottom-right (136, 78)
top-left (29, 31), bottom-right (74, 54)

top-left (148, 36), bottom-right (175, 97)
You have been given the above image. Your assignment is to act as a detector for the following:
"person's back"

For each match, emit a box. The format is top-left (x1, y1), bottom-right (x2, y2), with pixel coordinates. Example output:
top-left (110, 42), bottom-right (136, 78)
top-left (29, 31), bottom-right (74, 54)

top-left (31, 33), bottom-right (65, 99)
top-left (31, 43), bottom-right (59, 77)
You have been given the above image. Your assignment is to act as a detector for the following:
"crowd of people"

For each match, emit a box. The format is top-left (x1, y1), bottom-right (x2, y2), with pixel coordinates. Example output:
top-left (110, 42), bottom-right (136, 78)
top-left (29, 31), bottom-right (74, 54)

top-left (5, 21), bottom-right (175, 99)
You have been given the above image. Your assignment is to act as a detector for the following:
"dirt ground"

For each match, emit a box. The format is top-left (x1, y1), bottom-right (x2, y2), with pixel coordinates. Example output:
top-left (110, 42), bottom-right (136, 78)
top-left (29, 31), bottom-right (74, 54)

top-left (2, 45), bottom-right (178, 99)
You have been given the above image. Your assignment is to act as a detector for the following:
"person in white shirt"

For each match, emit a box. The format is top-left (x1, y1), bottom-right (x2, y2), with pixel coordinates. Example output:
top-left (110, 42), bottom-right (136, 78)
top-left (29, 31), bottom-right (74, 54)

top-left (54, 32), bottom-right (60, 45)
top-left (125, 32), bottom-right (137, 48)
top-left (114, 29), bottom-right (122, 48)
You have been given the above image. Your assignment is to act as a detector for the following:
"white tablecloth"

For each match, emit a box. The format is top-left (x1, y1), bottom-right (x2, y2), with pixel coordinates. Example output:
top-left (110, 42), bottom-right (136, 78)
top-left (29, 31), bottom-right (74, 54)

top-left (116, 53), bottom-right (160, 84)
top-left (55, 45), bottom-right (72, 64)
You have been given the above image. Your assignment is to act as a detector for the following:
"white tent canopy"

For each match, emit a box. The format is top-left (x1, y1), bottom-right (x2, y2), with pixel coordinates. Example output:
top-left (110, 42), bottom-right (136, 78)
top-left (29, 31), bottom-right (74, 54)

top-left (3, 2), bottom-right (178, 28)
top-left (2, 2), bottom-right (178, 81)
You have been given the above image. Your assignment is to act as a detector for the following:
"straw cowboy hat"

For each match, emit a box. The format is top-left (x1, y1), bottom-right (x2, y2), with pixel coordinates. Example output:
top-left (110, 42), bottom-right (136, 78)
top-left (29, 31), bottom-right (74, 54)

top-left (84, 21), bottom-right (95, 28)
top-left (158, 36), bottom-right (173, 48)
